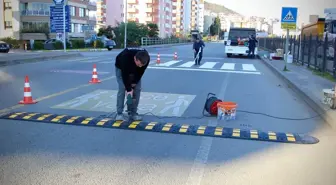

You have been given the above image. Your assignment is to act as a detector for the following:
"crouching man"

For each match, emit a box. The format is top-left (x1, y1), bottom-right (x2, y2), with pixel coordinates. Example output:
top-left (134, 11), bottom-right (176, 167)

top-left (115, 47), bottom-right (150, 121)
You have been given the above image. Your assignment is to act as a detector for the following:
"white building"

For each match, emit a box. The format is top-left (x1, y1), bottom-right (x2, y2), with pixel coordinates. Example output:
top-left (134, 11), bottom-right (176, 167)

top-left (197, 0), bottom-right (204, 33)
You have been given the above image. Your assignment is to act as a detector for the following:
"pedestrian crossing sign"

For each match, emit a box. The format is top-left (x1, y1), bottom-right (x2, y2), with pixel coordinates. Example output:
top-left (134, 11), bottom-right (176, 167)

top-left (281, 7), bottom-right (298, 30)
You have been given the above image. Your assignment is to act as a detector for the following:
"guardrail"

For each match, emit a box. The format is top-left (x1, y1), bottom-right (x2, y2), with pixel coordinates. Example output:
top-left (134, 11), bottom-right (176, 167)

top-left (259, 34), bottom-right (336, 78)
top-left (141, 37), bottom-right (191, 46)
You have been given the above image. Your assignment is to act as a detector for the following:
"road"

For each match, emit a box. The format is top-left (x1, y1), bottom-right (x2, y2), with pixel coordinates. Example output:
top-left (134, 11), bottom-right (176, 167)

top-left (0, 43), bottom-right (335, 185)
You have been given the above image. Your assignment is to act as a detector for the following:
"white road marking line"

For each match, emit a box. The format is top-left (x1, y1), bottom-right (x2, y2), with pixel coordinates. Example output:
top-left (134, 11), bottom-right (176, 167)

top-left (221, 63), bottom-right (235, 70)
top-left (148, 66), bottom-right (261, 74)
top-left (242, 64), bottom-right (257, 71)
top-left (179, 61), bottom-right (195, 67)
top-left (159, 60), bottom-right (181, 67)
top-left (186, 74), bottom-right (230, 185)
top-left (199, 62), bottom-right (217, 69)
top-left (100, 61), bottom-right (113, 64)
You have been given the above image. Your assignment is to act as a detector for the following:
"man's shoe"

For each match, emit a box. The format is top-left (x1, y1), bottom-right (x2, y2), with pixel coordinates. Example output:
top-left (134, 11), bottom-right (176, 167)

top-left (131, 113), bottom-right (142, 121)
top-left (115, 114), bottom-right (124, 121)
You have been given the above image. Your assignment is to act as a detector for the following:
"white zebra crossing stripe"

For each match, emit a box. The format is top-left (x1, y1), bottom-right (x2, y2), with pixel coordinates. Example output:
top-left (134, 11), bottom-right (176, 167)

top-left (242, 64), bottom-right (257, 71)
top-left (179, 61), bottom-right (195, 67)
top-left (148, 66), bottom-right (261, 74)
top-left (221, 63), bottom-right (235, 70)
top-left (199, 62), bottom-right (217, 69)
top-left (159, 60), bottom-right (181, 67)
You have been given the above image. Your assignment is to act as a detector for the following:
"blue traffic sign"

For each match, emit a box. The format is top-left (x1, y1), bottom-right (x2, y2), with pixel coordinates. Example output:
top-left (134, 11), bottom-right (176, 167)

top-left (281, 7), bottom-right (298, 30)
top-left (50, 5), bottom-right (71, 33)
top-left (53, 0), bottom-right (64, 5)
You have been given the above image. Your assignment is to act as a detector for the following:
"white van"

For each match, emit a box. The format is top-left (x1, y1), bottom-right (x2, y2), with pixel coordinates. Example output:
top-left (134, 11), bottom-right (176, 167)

top-left (225, 28), bottom-right (257, 57)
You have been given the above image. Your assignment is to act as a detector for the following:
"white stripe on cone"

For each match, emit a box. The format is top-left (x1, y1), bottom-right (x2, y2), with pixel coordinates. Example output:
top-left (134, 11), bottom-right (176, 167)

top-left (93, 68), bottom-right (97, 72)
top-left (92, 75), bottom-right (98, 78)
top-left (24, 92), bottom-right (32, 97)
top-left (24, 83), bottom-right (30, 87)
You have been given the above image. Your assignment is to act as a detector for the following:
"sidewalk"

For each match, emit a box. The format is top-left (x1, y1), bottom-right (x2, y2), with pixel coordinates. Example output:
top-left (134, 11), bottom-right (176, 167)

top-left (258, 50), bottom-right (336, 130)
top-left (0, 52), bottom-right (81, 67)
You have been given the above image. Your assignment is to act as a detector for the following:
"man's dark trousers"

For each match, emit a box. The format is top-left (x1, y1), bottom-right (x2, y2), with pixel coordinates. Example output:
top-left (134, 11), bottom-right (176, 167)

top-left (115, 68), bottom-right (141, 115)
top-left (194, 49), bottom-right (203, 65)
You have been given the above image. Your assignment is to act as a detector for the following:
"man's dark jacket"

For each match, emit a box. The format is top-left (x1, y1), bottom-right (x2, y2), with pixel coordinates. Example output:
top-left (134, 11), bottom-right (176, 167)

top-left (115, 48), bottom-right (150, 92)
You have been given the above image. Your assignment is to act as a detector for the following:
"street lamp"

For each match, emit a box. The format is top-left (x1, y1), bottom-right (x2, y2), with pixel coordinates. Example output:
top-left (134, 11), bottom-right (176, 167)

top-left (124, 0), bottom-right (127, 48)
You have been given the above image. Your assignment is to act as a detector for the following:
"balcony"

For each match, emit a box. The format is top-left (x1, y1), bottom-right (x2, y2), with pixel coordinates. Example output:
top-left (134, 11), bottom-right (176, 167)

top-left (128, 7), bottom-right (138, 13)
top-left (21, 10), bottom-right (49, 16)
top-left (128, 17), bottom-right (139, 22)
top-left (146, 7), bottom-right (153, 12)
top-left (128, 0), bottom-right (138, 4)
top-left (146, 17), bottom-right (153, 22)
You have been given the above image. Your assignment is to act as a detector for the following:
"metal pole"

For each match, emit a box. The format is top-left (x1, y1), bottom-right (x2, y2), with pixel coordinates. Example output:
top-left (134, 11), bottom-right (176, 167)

top-left (124, 0), bottom-right (127, 48)
top-left (63, 3), bottom-right (66, 52)
top-left (284, 28), bottom-right (289, 71)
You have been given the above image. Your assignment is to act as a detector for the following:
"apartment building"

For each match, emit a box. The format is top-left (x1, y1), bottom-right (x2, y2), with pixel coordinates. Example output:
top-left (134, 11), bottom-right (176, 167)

top-left (0, 0), bottom-right (97, 41)
top-left (106, 0), bottom-right (172, 38)
top-left (96, 0), bottom-right (107, 31)
top-left (197, 0), bottom-right (204, 33)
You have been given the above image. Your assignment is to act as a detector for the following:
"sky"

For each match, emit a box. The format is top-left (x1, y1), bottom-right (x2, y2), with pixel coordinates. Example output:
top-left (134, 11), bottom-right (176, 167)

top-left (205, 0), bottom-right (335, 34)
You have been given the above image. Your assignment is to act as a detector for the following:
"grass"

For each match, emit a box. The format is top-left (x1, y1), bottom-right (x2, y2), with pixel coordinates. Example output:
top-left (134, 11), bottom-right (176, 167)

top-left (308, 68), bottom-right (336, 82)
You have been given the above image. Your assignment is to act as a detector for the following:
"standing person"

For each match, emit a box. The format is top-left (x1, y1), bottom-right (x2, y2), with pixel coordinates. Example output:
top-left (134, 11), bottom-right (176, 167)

top-left (193, 37), bottom-right (205, 65)
top-left (115, 47), bottom-right (150, 121)
top-left (248, 34), bottom-right (258, 58)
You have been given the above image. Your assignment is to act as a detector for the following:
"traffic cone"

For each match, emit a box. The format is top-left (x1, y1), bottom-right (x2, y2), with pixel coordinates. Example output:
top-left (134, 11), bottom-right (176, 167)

top-left (89, 64), bottom-right (101, 84)
top-left (156, 53), bottom-right (160, 65)
top-left (174, 52), bottom-right (178, 60)
top-left (19, 76), bottom-right (37, 104)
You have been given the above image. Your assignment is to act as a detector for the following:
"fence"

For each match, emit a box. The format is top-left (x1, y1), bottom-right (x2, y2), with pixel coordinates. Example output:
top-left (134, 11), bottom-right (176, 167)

top-left (141, 37), bottom-right (191, 46)
top-left (259, 34), bottom-right (336, 78)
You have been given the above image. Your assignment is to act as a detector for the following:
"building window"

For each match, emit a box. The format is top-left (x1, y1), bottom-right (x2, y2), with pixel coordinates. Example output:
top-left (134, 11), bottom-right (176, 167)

top-left (70, 6), bottom-right (76, 16)
top-left (85, 9), bottom-right (89, 17)
top-left (4, 2), bottom-right (11, 9)
top-left (79, 8), bottom-right (84, 17)
top-left (4, 21), bottom-right (12, 29)
top-left (121, 13), bottom-right (124, 17)
top-left (71, 23), bottom-right (75, 33)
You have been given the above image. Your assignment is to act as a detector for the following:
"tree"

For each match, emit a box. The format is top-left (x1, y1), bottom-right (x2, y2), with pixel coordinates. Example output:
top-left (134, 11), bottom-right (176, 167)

top-left (113, 21), bottom-right (149, 47)
top-left (209, 16), bottom-right (221, 36)
top-left (97, 25), bottom-right (115, 39)
top-left (147, 23), bottom-right (159, 37)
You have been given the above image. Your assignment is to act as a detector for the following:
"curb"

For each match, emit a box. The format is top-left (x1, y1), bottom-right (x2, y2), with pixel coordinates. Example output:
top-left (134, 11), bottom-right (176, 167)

top-left (0, 53), bottom-right (82, 67)
top-left (257, 54), bottom-right (336, 129)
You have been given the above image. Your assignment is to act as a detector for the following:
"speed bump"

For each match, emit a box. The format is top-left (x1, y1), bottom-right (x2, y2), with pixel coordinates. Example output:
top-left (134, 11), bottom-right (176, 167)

top-left (0, 112), bottom-right (319, 144)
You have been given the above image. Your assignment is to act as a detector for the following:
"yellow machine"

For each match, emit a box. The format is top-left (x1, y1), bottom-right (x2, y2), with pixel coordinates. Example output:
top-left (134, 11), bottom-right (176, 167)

top-left (301, 18), bottom-right (326, 39)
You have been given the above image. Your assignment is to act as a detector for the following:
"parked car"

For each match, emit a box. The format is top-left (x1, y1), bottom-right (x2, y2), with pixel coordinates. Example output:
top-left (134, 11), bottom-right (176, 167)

top-left (0, 41), bottom-right (10, 53)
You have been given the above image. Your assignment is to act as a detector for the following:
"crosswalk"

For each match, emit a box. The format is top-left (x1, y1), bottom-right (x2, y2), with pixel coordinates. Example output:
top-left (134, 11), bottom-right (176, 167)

top-left (147, 60), bottom-right (261, 74)
top-left (59, 57), bottom-right (261, 75)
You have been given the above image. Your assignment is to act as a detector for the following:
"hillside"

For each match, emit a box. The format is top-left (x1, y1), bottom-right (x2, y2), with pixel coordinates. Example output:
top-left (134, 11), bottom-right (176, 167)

top-left (204, 1), bottom-right (241, 16)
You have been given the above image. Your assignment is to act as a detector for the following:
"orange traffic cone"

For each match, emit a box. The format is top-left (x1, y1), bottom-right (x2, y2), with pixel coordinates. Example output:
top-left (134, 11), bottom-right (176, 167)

top-left (89, 64), bottom-right (101, 84)
top-left (174, 52), bottom-right (178, 60)
top-left (19, 76), bottom-right (37, 104)
top-left (156, 53), bottom-right (160, 64)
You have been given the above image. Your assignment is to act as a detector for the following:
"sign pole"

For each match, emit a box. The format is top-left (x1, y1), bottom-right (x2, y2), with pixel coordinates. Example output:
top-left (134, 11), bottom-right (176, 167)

top-left (63, 3), bottom-right (66, 52)
top-left (284, 28), bottom-right (289, 71)
top-left (124, 0), bottom-right (127, 48)
top-left (281, 7), bottom-right (298, 71)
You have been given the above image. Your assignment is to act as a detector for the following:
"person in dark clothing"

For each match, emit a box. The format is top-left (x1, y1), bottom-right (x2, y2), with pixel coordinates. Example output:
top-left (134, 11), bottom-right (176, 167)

top-left (248, 35), bottom-right (258, 58)
top-left (193, 38), bottom-right (205, 65)
top-left (115, 47), bottom-right (150, 121)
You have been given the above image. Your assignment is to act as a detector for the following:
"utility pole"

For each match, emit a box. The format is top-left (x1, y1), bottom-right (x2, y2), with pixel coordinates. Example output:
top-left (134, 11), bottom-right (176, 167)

top-left (124, 0), bottom-right (127, 48)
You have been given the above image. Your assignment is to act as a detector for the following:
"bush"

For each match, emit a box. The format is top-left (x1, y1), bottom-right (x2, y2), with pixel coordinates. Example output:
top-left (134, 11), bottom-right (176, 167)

top-left (0, 37), bottom-right (22, 49)
top-left (72, 40), bottom-right (85, 49)
top-left (94, 40), bottom-right (104, 48)
top-left (33, 41), bottom-right (44, 50)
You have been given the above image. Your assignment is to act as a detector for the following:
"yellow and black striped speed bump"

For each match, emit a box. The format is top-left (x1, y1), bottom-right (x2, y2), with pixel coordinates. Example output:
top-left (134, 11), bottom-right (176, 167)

top-left (0, 112), bottom-right (319, 144)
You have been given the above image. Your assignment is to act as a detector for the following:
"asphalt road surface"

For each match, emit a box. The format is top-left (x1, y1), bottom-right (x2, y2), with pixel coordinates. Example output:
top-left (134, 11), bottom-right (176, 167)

top-left (0, 43), bottom-right (335, 185)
